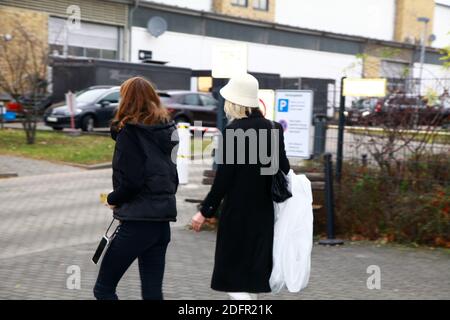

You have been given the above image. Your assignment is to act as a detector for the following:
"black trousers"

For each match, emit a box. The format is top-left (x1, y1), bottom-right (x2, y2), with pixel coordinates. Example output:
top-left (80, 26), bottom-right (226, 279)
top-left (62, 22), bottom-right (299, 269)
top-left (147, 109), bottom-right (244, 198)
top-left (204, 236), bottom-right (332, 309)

top-left (93, 220), bottom-right (170, 300)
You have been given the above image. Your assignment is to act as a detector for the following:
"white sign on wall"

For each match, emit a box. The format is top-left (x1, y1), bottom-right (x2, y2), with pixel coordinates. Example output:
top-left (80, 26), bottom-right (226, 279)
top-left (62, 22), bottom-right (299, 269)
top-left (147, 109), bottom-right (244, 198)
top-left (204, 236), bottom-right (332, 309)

top-left (211, 43), bottom-right (248, 78)
top-left (258, 89), bottom-right (275, 120)
top-left (274, 90), bottom-right (314, 159)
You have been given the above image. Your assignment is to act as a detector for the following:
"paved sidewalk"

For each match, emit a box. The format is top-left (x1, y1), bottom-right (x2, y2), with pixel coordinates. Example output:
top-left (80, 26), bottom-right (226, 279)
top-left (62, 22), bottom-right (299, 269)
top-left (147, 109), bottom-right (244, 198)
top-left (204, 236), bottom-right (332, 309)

top-left (0, 227), bottom-right (449, 300)
top-left (0, 155), bottom-right (82, 177)
top-left (0, 157), bottom-right (449, 300)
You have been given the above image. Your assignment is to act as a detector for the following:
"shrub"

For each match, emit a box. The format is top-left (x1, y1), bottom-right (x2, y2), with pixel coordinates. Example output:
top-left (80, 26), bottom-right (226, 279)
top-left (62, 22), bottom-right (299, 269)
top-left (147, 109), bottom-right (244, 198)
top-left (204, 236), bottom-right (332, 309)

top-left (335, 153), bottom-right (450, 247)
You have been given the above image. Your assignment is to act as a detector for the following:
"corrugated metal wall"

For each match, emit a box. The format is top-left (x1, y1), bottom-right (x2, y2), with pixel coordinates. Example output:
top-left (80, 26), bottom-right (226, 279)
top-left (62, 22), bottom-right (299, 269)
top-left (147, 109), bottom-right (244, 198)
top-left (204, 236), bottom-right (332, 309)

top-left (0, 0), bottom-right (128, 26)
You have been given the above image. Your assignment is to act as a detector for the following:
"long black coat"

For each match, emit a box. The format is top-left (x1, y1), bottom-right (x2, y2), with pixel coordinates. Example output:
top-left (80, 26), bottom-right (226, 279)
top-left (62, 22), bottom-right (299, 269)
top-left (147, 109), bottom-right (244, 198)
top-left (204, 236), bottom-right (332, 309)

top-left (200, 111), bottom-right (290, 293)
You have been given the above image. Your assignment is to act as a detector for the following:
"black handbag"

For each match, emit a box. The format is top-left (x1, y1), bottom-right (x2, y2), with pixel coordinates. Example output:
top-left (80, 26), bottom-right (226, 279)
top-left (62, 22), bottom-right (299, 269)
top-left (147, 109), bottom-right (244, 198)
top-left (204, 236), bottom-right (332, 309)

top-left (270, 121), bottom-right (292, 203)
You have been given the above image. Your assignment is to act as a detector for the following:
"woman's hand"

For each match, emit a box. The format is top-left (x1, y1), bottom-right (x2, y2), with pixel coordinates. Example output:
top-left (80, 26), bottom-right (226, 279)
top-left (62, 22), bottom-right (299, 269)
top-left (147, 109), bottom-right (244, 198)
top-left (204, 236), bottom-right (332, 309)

top-left (191, 212), bottom-right (206, 232)
top-left (105, 191), bottom-right (116, 210)
top-left (104, 201), bottom-right (116, 210)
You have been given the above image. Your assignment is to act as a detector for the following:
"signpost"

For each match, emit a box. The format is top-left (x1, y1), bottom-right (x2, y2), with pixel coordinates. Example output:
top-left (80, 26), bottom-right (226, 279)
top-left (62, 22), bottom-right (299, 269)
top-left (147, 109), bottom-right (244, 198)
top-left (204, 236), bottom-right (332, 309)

top-left (65, 91), bottom-right (76, 131)
top-left (274, 90), bottom-right (314, 159)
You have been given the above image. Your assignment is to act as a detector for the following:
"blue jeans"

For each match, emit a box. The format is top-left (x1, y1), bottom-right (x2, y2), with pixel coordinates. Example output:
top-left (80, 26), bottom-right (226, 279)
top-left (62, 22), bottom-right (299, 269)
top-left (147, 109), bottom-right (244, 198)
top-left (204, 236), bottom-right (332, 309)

top-left (93, 220), bottom-right (170, 300)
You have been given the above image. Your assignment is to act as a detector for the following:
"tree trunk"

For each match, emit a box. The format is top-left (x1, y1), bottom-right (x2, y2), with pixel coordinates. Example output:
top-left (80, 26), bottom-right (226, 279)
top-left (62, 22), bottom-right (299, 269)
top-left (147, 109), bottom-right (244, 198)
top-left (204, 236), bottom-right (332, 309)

top-left (22, 112), bottom-right (37, 145)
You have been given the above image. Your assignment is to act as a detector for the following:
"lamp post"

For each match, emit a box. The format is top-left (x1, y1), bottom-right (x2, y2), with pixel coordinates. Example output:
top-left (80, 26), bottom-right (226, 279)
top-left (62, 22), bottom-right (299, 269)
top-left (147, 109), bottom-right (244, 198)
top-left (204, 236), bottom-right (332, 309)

top-left (417, 17), bottom-right (430, 95)
top-left (128, 0), bottom-right (140, 61)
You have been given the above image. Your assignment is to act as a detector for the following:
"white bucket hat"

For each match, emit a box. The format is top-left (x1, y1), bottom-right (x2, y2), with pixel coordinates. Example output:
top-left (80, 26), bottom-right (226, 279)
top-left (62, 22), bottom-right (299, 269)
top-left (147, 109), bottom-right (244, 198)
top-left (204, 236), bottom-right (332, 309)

top-left (220, 73), bottom-right (259, 108)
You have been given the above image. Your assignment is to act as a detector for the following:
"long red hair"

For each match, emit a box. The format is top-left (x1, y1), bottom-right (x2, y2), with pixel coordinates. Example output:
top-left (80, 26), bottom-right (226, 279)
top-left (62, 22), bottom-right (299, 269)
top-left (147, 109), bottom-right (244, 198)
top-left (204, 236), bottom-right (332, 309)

top-left (113, 77), bottom-right (169, 129)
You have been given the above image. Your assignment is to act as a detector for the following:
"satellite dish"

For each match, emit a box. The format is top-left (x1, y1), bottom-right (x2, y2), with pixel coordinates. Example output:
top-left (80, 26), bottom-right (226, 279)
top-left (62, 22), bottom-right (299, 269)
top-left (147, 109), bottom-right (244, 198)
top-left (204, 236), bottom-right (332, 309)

top-left (428, 34), bottom-right (436, 43)
top-left (147, 16), bottom-right (167, 38)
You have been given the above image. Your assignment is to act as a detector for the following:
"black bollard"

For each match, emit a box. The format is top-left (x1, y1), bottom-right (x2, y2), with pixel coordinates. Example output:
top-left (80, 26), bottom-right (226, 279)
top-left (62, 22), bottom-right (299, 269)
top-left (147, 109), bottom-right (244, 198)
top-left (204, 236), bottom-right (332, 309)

top-left (319, 153), bottom-right (344, 246)
top-left (313, 114), bottom-right (327, 158)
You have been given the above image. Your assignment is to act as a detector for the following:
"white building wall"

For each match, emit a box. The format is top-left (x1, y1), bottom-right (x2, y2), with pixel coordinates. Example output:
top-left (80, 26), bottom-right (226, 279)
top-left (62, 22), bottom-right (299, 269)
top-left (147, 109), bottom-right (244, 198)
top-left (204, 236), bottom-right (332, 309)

top-left (142, 0), bottom-right (212, 11)
top-left (413, 62), bottom-right (450, 95)
top-left (432, 3), bottom-right (450, 48)
top-left (131, 27), bottom-right (362, 82)
top-left (275, 0), bottom-right (395, 41)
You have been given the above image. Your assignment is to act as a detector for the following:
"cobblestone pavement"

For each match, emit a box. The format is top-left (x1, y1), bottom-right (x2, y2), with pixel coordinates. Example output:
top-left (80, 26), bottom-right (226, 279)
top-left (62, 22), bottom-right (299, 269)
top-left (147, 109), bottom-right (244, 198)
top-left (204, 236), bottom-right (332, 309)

top-left (0, 158), bottom-right (449, 300)
top-left (0, 155), bottom-right (82, 176)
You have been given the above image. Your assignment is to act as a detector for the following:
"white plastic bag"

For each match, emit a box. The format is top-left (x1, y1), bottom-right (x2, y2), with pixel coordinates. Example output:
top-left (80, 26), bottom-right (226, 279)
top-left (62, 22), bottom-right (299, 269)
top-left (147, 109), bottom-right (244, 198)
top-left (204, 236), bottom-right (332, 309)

top-left (270, 170), bottom-right (314, 293)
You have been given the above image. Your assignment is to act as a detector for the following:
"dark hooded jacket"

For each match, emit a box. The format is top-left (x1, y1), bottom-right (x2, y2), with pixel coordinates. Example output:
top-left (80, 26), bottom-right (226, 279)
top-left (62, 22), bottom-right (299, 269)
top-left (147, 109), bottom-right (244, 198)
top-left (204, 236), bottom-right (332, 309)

top-left (107, 121), bottom-right (179, 221)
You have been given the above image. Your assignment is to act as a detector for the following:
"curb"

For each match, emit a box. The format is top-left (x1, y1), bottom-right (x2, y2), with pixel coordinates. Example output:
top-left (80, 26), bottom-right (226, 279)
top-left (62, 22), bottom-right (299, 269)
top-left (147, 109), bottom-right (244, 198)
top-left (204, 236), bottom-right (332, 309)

top-left (67, 157), bottom-right (211, 170)
top-left (68, 162), bottom-right (112, 170)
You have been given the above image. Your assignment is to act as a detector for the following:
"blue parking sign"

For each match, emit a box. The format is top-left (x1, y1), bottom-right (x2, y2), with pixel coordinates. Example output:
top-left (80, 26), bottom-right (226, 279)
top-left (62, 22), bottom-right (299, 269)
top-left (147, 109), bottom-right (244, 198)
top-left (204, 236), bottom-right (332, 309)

top-left (278, 99), bottom-right (289, 112)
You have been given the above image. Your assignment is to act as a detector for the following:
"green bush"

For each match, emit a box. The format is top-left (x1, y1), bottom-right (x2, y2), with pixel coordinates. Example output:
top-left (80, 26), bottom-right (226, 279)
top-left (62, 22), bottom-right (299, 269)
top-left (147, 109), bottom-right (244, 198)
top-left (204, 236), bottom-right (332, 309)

top-left (335, 154), bottom-right (450, 247)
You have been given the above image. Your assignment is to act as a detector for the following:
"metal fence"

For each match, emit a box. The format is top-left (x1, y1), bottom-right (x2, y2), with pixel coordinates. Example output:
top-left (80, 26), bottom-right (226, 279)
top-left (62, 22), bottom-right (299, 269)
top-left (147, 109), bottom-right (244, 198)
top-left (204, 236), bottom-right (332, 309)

top-left (304, 78), bottom-right (447, 177)
top-left (311, 78), bottom-right (449, 243)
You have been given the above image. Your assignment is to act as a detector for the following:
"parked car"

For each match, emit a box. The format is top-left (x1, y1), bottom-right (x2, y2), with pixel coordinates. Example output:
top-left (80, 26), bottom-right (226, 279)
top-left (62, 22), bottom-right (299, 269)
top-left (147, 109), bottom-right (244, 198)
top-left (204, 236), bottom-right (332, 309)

top-left (345, 98), bottom-right (383, 126)
top-left (44, 87), bottom-right (219, 131)
top-left (1, 93), bottom-right (52, 118)
top-left (44, 86), bottom-right (120, 131)
top-left (159, 90), bottom-right (219, 127)
top-left (346, 94), bottom-right (449, 127)
top-left (383, 94), bottom-right (448, 127)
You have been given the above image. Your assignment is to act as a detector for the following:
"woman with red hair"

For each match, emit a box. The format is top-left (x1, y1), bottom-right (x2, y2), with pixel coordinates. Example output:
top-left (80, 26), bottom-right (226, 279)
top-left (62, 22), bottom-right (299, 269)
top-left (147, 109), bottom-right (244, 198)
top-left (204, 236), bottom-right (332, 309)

top-left (93, 77), bottom-right (179, 300)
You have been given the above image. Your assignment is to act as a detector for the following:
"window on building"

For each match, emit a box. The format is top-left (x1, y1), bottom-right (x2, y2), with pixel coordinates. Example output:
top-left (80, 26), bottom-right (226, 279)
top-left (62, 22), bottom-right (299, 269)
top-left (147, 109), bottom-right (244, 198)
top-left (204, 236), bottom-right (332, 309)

top-left (49, 44), bottom-right (63, 56)
top-left (68, 46), bottom-right (84, 57)
top-left (231, 0), bottom-right (248, 7)
top-left (86, 48), bottom-right (101, 58)
top-left (101, 49), bottom-right (117, 60)
top-left (381, 60), bottom-right (410, 79)
top-left (48, 17), bottom-right (120, 60)
top-left (253, 0), bottom-right (268, 10)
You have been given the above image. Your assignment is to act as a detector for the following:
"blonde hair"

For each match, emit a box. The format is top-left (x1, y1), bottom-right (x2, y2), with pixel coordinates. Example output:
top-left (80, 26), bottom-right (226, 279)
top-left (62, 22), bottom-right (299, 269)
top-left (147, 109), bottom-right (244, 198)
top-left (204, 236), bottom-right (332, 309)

top-left (224, 100), bottom-right (253, 120)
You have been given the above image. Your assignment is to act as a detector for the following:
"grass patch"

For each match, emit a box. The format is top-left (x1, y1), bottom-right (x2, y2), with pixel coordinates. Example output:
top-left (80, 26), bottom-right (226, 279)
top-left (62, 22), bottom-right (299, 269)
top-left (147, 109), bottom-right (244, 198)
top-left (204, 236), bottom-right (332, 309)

top-left (0, 128), bottom-right (114, 165)
top-left (0, 129), bottom-right (214, 165)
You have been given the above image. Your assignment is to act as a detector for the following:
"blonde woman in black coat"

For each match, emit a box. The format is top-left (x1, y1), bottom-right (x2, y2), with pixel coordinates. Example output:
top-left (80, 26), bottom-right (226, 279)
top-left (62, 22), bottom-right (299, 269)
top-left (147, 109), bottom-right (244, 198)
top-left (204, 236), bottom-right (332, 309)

top-left (191, 73), bottom-right (290, 300)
